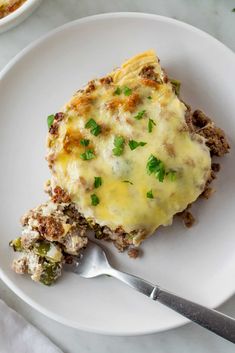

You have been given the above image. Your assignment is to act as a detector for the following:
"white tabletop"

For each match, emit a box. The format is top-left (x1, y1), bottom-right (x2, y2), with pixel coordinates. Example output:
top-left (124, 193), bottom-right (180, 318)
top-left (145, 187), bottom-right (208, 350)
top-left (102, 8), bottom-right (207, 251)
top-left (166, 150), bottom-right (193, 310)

top-left (1, 1), bottom-right (235, 352)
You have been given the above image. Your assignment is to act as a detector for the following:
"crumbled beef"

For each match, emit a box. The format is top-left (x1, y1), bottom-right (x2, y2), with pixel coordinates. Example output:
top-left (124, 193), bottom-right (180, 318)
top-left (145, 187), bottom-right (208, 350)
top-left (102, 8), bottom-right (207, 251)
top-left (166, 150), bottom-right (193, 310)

top-left (139, 65), bottom-right (160, 82)
top-left (212, 163), bottom-right (220, 173)
top-left (100, 76), bottom-right (113, 84)
top-left (191, 110), bottom-right (230, 157)
top-left (181, 210), bottom-right (195, 228)
top-left (128, 248), bottom-right (140, 259)
top-left (85, 81), bottom-right (96, 93)
top-left (37, 215), bottom-right (64, 241)
top-left (52, 186), bottom-right (71, 204)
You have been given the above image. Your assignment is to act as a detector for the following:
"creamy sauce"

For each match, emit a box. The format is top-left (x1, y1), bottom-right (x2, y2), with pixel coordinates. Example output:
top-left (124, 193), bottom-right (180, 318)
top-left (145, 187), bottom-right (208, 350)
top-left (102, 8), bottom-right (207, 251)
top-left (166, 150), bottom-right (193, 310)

top-left (47, 50), bottom-right (211, 244)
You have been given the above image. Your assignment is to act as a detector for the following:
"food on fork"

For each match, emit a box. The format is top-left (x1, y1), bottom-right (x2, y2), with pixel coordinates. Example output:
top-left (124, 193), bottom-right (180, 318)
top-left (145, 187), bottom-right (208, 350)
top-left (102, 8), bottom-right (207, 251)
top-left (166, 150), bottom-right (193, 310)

top-left (10, 50), bottom-right (229, 285)
top-left (10, 200), bottom-right (88, 285)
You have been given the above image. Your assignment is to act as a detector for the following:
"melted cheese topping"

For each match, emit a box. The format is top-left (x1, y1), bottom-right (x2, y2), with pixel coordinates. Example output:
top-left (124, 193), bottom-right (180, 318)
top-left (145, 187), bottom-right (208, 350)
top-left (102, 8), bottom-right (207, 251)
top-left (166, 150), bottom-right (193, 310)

top-left (47, 50), bottom-right (211, 245)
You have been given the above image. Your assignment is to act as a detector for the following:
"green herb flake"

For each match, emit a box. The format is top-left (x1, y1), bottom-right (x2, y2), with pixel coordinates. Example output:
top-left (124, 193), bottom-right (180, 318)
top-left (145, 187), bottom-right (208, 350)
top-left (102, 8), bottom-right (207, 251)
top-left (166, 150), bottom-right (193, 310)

top-left (47, 114), bottom-right (55, 129)
top-left (167, 170), bottom-right (177, 181)
top-left (80, 139), bottom-right (90, 147)
top-left (146, 154), bottom-right (166, 182)
top-left (148, 118), bottom-right (156, 133)
top-left (170, 79), bottom-right (181, 96)
top-left (123, 86), bottom-right (132, 96)
top-left (134, 110), bottom-right (146, 120)
top-left (128, 140), bottom-right (147, 150)
top-left (122, 180), bottom-right (133, 185)
top-left (112, 136), bottom-right (125, 156)
top-left (147, 96), bottom-right (152, 100)
top-left (85, 118), bottom-right (101, 136)
top-left (80, 149), bottom-right (95, 160)
top-left (91, 194), bottom-right (100, 206)
top-left (114, 87), bottom-right (122, 95)
top-left (94, 176), bottom-right (102, 188)
top-left (146, 190), bottom-right (154, 199)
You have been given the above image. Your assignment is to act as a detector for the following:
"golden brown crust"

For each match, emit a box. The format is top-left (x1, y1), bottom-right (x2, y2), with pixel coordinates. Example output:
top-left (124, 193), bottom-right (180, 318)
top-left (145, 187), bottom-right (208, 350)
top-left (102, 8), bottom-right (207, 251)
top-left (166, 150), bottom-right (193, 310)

top-left (123, 92), bottom-right (141, 112)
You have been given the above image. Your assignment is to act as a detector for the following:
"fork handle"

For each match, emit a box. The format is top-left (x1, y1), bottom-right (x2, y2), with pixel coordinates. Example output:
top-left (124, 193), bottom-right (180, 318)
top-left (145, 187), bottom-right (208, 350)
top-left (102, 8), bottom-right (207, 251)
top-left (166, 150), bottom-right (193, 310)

top-left (108, 268), bottom-right (235, 343)
top-left (153, 287), bottom-right (235, 343)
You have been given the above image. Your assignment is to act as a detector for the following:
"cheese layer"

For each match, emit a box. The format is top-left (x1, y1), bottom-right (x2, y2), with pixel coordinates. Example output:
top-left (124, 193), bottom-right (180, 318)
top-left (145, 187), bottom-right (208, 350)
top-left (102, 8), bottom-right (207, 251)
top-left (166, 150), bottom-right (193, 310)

top-left (47, 50), bottom-right (211, 244)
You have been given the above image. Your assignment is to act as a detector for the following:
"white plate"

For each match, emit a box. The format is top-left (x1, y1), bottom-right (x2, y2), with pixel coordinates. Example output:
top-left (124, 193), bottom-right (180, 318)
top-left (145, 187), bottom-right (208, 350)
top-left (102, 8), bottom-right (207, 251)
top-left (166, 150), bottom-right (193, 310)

top-left (0, 0), bottom-right (42, 33)
top-left (0, 13), bottom-right (235, 335)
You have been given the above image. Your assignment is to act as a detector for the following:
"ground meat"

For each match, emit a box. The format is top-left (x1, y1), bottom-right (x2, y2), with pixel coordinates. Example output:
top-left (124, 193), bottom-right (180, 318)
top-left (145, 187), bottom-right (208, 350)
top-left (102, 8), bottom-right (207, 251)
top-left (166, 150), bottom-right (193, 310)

top-left (85, 80), bottom-right (96, 93)
top-left (38, 215), bottom-right (64, 241)
top-left (93, 224), bottom-right (133, 252)
top-left (212, 162), bottom-right (220, 173)
top-left (180, 210), bottom-right (195, 228)
top-left (54, 112), bottom-right (64, 122)
top-left (100, 76), bottom-right (113, 84)
top-left (63, 204), bottom-right (88, 226)
top-left (191, 110), bottom-right (230, 157)
top-left (128, 248), bottom-right (140, 259)
top-left (49, 112), bottom-right (65, 135)
top-left (49, 123), bottom-right (59, 135)
top-left (52, 186), bottom-right (71, 204)
top-left (139, 65), bottom-right (160, 82)
top-left (192, 110), bottom-right (211, 128)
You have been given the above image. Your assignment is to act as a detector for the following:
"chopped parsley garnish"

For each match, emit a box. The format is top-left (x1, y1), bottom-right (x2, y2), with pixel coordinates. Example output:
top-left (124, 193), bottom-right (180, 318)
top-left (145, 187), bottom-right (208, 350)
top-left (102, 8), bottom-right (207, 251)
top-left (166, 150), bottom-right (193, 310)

top-left (122, 180), bottom-right (133, 185)
top-left (147, 96), bottom-right (152, 100)
top-left (114, 87), bottom-right (122, 95)
top-left (134, 110), bottom-right (146, 120)
top-left (47, 114), bottom-right (55, 129)
top-left (91, 194), bottom-right (100, 206)
top-left (170, 79), bottom-right (181, 96)
top-left (112, 136), bottom-right (125, 156)
top-left (123, 86), bottom-right (132, 96)
top-left (167, 170), bottom-right (177, 181)
top-left (128, 140), bottom-right (147, 150)
top-left (148, 118), bottom-right (156, 133)
top-left (94, 176), bottom-right (102, 188)
top-left (80, 139), bottom-right (90, 147)
top-left (80, 149), bottom-right (95, 160)
top-left (85, 118), bottom-right (101, 136)
top-left (146, 154), bottom-right (166, 182)
top-left (146, 190), bottom-right (154, 199)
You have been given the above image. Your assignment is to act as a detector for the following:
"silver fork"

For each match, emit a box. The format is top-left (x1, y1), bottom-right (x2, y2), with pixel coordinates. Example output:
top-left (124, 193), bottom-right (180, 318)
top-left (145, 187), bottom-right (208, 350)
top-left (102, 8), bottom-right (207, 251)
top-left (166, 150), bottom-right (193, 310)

top-left (65, 240), bottom-right (235, 343)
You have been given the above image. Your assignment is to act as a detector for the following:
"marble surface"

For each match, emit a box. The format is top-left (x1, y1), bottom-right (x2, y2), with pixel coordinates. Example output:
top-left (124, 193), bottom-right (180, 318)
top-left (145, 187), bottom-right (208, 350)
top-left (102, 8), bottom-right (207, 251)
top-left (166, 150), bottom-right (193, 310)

top-left (1, 1), bottom-right (235, 352)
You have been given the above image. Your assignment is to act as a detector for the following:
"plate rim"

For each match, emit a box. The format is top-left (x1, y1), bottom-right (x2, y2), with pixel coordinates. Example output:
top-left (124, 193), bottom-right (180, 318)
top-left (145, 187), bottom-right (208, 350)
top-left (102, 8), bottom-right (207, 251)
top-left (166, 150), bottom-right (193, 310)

top-left (0, 0), bottom-right (42, 33)
top-left (0, 12), bottom-right (235, 336)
